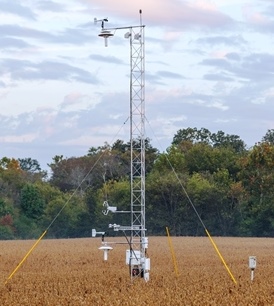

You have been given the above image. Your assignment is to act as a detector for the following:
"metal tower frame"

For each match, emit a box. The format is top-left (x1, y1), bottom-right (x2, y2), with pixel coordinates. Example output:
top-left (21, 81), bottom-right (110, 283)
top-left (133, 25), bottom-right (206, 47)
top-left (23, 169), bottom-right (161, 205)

top-left (95, 12), bottom-right (150, 281)
top-left (129, 22), bottom-right (147, 280)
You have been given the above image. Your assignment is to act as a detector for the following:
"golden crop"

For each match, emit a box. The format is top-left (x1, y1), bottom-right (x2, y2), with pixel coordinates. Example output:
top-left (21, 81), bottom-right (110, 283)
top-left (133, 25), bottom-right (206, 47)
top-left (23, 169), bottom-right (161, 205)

top-left (0, 237), bottom-right (274, 305)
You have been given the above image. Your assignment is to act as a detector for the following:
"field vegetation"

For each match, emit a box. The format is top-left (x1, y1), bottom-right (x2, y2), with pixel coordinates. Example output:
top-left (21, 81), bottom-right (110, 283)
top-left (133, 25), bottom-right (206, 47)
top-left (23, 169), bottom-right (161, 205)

top-left (1, 236), bottom-right (274, 305)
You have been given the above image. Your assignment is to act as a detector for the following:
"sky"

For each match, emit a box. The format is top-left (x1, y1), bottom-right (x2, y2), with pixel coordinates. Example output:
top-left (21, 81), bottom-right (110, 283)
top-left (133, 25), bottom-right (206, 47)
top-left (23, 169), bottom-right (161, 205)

top-left (1, 0), bottom-right (274, 171)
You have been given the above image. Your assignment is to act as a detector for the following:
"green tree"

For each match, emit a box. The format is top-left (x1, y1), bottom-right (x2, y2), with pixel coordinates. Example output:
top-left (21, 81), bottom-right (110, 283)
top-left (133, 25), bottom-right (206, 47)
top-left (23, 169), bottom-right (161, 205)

top-left (20, 183), bottom-right (45, 219)
top-left (172, 127), bottom-right (246, 153)
top-left (0, 204), bottom-right (15, 239)
top-left (153, 145), bottom-right (186, 173)
top-left (172, 127), bottom-right (211, 145)
top-left (211, 131), bottom-right (246, 153)
top-left (42, 194), bottom-right (85, 238)
top-left (146, 170), bottom-right (188, 235)
top-left (239, 142), bottom-right (274, 236)
top-left (262, 129), bottom-right (274, 144)
top-left (18, 158), bottom-right (47, 182)
top-left (240, 143), bottom-right (274, 203)
top-left (18, 158), bottom-right (41, 172)
top-left (0, 198), bottom-right (12, 217)
top-left (49, 156), bottom-right (99, 192)
top-left (0, 158), bottom-right (25, 207)
top-left (184, 142), bottom-right (240, 178)
top-left (212, 169), bottom-right (244, 235)
top-left (186, 172), bottom-right (226, 235)
top-left (14, 214), bottom-right (41, 239)
top-left (0, 225), bottom-right (14, 239)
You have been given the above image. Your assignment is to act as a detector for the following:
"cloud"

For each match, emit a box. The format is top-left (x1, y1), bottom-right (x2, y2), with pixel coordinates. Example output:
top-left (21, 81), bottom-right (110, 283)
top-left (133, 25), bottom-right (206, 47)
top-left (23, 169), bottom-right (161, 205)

top-left (0, 0), bottom-right (37, 20)
top-left (144, 83), bottom-right (271, 149)
top-left (89, 54), bottom-right (124, 64)
top-left (0, 24), bottom-right (52, 42)
top-left (0, 24), bottom-right (95, 46)
top-left (48, 27), bottom-right (96, 45)
top-left (200, 57), bottom-right (231, 70)
top-left (225, 52), bottom-right (241, 61)
top-left (0, 37), bottom-right (33, 49)
top-left (232, 53), bottom-right (274, 81)
top-left (195, 35), bottom-right (247, 47)
top-left (0, 133), bottom-right (38, 143)
top-left (0, 81), bottom-right (6, 88)
top-left (60, 92), bottom-right (98, 112)
top-left (35, 0), bottom-right (66, 12)
top-left (203, 73), bottom-right (234, 82)
top-left (0, 0), bottom-right (274, 170)
top-left (242, 3), bottom-right (274, 32)
top-left (0, 90), bottom-right (128, 153)
top-left (145, 70), bottom-right (185, 86)
top-left (157, 70), bottom-right (184, 79)
top-left (0, 58), bottom-right (99, 84)
top-left (84, 0), bottom-right (234, 29)
top-left (200, 52), bottom-right (274, 82)
top-left (206, 101), bottom-right (229, 111)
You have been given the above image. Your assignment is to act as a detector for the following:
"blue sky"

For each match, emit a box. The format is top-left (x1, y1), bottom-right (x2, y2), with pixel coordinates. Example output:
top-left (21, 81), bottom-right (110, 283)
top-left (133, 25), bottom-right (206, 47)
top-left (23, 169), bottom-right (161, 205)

top-left (1, 0), bottom-right (274, 170)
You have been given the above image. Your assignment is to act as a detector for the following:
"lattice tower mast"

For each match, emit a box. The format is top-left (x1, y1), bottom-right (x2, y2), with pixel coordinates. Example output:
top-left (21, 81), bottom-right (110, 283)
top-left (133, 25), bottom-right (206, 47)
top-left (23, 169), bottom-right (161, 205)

top-left (129, 18), bottom-right (147, 280)
top-left (95, 11), bottom-right (149, 281)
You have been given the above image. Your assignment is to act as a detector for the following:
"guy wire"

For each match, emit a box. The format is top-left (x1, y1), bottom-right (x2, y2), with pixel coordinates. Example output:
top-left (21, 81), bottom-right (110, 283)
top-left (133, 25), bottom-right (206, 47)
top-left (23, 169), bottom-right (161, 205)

top-left (47, 116), bottom-right (129, 231)
top-left (5, 116), bottom-right (130, 284)
top-left (145, 116), bottom-right (237, 284)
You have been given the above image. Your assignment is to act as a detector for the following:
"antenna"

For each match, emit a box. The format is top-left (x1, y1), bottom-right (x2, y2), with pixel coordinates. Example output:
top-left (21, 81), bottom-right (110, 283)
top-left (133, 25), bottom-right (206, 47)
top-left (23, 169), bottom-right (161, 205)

top-left (94, 11), bottom-right (150, 282)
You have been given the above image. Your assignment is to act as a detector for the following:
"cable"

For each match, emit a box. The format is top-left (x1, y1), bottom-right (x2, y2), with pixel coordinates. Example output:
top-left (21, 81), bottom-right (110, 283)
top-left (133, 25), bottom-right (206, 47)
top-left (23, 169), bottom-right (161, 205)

top-left (46, 116), bottom-right (130, 231)
top-left (145, 116), bottom-right (237, 284)
top-left (4, 117), bottom-right (130, 285)
top-left (145, 117), bottom-right (206, 227)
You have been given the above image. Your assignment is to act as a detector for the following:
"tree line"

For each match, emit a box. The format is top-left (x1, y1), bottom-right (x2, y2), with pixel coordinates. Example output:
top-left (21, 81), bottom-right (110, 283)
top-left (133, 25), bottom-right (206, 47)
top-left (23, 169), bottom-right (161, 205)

top-left (0, 127), bottom-right (274, 239)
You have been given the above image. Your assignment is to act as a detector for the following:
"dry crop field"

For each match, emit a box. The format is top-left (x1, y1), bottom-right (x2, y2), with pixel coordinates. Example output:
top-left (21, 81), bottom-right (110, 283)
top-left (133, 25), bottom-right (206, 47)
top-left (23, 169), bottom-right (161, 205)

top-left (0, 236), bottom-right (274, 305)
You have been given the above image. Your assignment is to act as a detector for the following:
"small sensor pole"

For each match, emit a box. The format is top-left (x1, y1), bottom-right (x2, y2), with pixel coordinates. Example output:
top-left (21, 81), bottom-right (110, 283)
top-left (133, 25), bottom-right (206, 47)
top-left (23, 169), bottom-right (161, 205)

top-left (249, 256), bottom-right (256, 281)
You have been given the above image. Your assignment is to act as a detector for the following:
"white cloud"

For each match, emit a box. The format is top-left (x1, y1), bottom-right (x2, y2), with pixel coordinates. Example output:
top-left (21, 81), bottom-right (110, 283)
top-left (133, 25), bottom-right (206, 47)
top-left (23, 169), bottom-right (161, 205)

top-left (0, 133), bottom-right (37, 143)
top-left (0, 0), bottom-right (273, 170)
top-left (60, 92), bottom-right (98, 112)
top-left (206, 101), bottom-right (229, 111)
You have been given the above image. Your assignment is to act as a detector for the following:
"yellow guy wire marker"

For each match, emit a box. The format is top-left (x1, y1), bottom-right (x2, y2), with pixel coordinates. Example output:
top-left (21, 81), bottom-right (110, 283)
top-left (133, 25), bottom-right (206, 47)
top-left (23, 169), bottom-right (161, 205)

top-left (166, 226), bottom-right (179, 277)
top-left (4, 230), bottom-right (47, 285)
top-left (4, 124), bottom-right (127, 285)
top-left (205, 229), bottom-right (237, 285)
